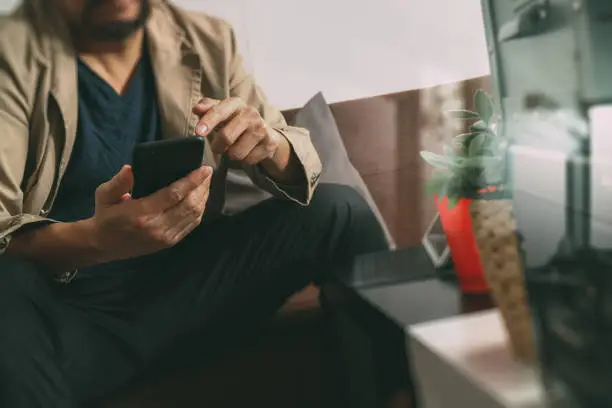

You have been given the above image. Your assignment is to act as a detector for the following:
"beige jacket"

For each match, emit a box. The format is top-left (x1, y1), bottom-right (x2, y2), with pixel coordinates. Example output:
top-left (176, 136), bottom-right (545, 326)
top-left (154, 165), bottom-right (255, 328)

top-left (0, 0), bottom-right (322, 254)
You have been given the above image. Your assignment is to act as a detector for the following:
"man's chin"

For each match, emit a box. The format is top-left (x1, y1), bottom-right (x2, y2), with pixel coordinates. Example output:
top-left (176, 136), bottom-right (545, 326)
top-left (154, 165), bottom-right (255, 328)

top-left (82, 0), bottom-right (150, 42)
top-left (89, 21), bottom-right (144, 42)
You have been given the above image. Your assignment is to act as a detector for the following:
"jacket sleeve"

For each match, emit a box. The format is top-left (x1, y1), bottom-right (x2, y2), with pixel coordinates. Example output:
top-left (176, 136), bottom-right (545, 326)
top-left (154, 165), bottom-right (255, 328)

top-left (226, 27), bottom-right (322, 205)
top-left (0, 41), bottom-right (53, 254)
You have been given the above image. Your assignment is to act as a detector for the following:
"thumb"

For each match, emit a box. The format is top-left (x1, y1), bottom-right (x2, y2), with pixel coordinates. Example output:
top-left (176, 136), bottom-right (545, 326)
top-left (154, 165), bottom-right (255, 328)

top-left (96, 165), bottom-right (134, 207)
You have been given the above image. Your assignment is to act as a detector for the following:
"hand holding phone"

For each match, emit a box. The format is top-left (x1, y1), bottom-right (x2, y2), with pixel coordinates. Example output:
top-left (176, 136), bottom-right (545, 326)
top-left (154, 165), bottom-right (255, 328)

top-left (82, 137), bottom-right (211, 263)
top-left (89, 157), bottom-right (212, 263)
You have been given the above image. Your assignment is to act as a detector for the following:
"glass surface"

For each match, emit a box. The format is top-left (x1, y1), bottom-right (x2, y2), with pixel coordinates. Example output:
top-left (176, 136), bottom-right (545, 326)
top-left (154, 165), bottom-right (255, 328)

top-left (425, 214), bottom-right (448, 258)
top-left (422, 213), bottom-right (451, 269)
top-left (481, 0), bottom-right (612, 404)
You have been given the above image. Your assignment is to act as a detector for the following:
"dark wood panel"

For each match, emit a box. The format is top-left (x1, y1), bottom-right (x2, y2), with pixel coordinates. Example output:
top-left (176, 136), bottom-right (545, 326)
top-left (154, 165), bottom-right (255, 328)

top-left (329, 91), bottom-right (421, 175)
top-left (362, 166), bottom-right (422, 248)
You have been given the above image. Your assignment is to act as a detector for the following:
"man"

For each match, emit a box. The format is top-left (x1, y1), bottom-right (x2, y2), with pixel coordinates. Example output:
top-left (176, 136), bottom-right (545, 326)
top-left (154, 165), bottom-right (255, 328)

top-left (0, 0), bottom-right (389, 406)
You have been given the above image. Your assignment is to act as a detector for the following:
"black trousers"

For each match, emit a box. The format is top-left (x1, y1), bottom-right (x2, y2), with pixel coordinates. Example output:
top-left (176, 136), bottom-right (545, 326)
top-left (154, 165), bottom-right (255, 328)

top-left (0, 184), bottom-right (388, 407)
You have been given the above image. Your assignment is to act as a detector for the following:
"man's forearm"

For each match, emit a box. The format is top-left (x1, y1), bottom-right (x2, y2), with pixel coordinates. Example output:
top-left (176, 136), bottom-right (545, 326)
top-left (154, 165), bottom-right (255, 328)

top-left (6, 219), bottom-right (107, 274)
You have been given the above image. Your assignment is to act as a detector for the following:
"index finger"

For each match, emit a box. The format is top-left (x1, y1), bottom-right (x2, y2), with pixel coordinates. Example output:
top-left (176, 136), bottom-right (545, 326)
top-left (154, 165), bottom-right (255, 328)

top-left (195, 98), bottom-right (244, 138)
top-left (192, 98), bottom-right (220, 116)
top-left (139, 166), bottom-right (213, 213)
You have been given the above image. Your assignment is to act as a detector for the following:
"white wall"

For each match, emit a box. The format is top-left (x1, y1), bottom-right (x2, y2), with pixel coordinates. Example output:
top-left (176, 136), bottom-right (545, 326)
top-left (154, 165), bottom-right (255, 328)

top-left (239, 0), bottom-right (491, 109)
top-left (0, 0), bottom-right (491, 109)
top-left (0, 0), bottom-right (15, 11)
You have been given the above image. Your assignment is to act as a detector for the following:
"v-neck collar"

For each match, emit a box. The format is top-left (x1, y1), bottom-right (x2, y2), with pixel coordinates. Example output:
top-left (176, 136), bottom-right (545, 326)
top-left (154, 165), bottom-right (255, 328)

top-left (77, 53), bottom-right (145, 99)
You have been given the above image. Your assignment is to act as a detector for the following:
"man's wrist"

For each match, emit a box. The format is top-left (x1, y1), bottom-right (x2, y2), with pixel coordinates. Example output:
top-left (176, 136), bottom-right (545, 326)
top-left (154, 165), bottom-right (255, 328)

top-left (72, 218), bottom-right (107, 264)
top-left (260, 131), bottom-right (301, 184)
top-left (7, 218), bottom-right (109, 272)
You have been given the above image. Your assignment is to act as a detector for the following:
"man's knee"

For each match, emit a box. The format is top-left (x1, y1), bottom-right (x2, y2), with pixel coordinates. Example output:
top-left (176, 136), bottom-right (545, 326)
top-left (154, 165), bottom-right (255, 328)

top-left (309, 184), bottom-right (372, 219)
top-left (307, 183), bottom-right (389, 253)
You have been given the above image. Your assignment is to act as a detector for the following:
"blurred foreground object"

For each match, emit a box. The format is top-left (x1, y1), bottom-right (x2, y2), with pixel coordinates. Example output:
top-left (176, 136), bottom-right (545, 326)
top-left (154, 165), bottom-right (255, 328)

top-left (482, 0), bottom-right (612, 406)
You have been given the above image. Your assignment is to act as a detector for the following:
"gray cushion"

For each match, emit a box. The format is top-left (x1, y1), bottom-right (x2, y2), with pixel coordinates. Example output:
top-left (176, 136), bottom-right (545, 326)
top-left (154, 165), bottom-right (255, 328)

top-left (224, 165), bottom-right (272, 215)
top-left (294, 93), bottom-right (395, 248)
top-left (223, 92), bottom-right (395, 248)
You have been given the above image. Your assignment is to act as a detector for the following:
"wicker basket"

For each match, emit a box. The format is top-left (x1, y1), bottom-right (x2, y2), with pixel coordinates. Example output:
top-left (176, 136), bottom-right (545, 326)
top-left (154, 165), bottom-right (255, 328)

top-left (470, 199), bottom-right (537, 362)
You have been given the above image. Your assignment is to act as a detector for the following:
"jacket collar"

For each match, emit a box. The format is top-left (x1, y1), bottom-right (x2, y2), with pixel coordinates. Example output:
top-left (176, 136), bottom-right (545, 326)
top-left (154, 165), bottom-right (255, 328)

top-left (23, 0), bottom-right (207, 165)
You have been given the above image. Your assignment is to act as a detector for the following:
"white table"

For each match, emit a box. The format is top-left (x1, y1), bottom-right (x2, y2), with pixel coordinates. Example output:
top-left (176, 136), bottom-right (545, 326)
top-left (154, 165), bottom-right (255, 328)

top-left (408, 310), bottom-right (546, 408)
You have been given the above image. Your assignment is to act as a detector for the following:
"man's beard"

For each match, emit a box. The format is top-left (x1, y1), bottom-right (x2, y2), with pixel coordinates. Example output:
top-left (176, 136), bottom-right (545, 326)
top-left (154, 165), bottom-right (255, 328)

top-left (81, 0), bottom-right (151, 42)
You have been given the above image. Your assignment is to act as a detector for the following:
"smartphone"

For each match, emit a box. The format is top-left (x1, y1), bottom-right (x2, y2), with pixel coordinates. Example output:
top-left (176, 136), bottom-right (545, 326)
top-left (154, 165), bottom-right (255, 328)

top-left (131, 136), bottom-right (206, 199)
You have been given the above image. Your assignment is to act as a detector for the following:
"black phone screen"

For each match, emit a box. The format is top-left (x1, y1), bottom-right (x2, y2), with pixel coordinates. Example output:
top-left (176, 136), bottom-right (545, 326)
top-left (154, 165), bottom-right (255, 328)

top-left (131, 136), bottom-right (206, 199)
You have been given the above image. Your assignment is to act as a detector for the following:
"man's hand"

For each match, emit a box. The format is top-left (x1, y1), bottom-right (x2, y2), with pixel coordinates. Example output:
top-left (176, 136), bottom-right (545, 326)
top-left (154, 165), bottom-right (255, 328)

top-left (193, 98), bottom-right (300, 183)
top-left (194, 97), bottom-right (283, 164)
top-left (90, 164), bottom-right (213, 261)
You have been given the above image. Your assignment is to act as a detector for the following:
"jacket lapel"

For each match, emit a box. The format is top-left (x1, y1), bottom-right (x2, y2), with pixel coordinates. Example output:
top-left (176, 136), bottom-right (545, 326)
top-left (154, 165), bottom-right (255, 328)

top-left (43, 5), bottom-right (79, 182)
top-left (146, 5), bottom-right (219, 169)
top-left (146, 14), bottom-right (195, 140)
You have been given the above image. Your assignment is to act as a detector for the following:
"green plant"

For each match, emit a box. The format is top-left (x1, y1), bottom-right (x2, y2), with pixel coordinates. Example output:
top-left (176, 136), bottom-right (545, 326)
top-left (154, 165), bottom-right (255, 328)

top-left (420, 89), bottom-right (507, 209)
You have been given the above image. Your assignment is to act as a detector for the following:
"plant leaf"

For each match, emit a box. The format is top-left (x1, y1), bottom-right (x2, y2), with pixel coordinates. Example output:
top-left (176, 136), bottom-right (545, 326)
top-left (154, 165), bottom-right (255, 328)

top-left (420, 151), bottom-right (449, 169)
top-left (458, 165), bottom-right (483, 186)
top-left (459, 156), bottom-right (503, 169)
top-left (424, 172), bottom-right (450, 196)
top-left (470, 120), bottom-right (488, 133)
top-left (474, 89), bottom-right (494, 124)
top-left (482, 161), bottom-right (505, 184)
top-left (483, 137), bottom-right (499, 156)
top-left (438, 177), bottom-right (450, 198)
top-left (447, 109), bottom-right (480, 119)
top-left (468, 133), bottom-right (487, 157)
top-left (452, 132), bottom-right (477, 152)
top-left (447, 195), bottom-right (461, 209)
top-left (446, 176), bottom-right (463, 197)
top-left (443, 144), bottom-right (455, 158)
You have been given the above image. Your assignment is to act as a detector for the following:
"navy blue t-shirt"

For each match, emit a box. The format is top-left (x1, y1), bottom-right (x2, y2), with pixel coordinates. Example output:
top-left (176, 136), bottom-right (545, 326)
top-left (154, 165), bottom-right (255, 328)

top-left (48, 45), bottom-right (160, 279)
top-left (49, 46), bottom-right (160, 223)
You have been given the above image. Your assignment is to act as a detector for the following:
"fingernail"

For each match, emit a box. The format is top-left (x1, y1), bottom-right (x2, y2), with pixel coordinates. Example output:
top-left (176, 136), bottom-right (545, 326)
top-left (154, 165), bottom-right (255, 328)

top-left (196, 124), bottom-right (208, 136)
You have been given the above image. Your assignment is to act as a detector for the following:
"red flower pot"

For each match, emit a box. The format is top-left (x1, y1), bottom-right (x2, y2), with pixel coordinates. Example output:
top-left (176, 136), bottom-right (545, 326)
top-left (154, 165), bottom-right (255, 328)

top-left (437, 195), bottom-right (489, 294)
